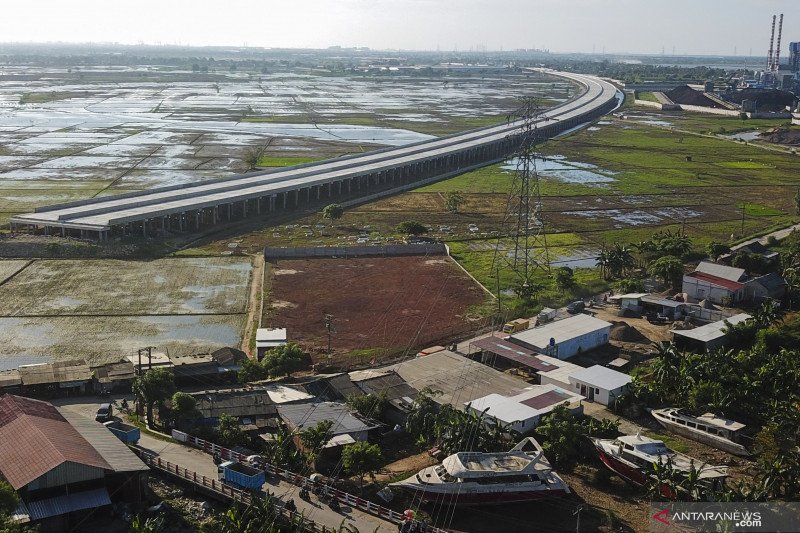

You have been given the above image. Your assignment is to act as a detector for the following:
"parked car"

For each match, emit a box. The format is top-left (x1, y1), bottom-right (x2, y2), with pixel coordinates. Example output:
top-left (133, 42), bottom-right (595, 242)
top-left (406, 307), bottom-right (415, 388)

top-left (95, 403), bottom-right (113, 422)
top-left (566, 301), bottom-right (585, 314)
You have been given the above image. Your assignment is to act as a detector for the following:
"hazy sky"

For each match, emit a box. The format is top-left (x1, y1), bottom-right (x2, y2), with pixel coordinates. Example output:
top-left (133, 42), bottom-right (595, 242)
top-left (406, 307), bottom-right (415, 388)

top-left (2, 0), bottom-right (799, 56)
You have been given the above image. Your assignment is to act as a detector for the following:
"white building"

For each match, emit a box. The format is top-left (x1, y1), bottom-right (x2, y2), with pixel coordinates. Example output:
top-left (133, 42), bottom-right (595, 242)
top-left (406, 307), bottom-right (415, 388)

top-left (256, 328), bottom-right (287, 358)
top-left (682, 262), bottom-right (747, 305)
top-left (466, 384), bottom-right (584, 434)
top-left (509, 314), bottom-right (612, 360)
top-left (567, 365), bottom-right (632, 406)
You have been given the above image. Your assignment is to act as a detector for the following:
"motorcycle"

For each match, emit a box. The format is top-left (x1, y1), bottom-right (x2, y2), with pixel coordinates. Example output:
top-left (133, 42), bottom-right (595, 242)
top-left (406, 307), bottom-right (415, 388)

top-left (284, 499), bottom-right (297, 513)
top-left (299, 488), bottom-right (310, 501)
top-left (328, 497), bottom-right (341, 513)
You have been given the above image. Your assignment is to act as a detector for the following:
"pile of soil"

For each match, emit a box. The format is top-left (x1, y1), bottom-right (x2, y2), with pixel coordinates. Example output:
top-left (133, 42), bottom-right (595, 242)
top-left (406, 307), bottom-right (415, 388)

top-left (610, 321), bottom-right (650, 343)
top-left (760, 128), bottom-right (800, 146)
top-left (665, 85), bottom-right (722, 107)
top-left (620, 307), bottom-right (641, 319)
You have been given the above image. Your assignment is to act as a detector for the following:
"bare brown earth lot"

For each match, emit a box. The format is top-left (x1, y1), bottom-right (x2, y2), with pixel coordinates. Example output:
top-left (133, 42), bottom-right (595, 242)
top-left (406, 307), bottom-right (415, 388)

top-left (264, 256), bottom-right (489, 364)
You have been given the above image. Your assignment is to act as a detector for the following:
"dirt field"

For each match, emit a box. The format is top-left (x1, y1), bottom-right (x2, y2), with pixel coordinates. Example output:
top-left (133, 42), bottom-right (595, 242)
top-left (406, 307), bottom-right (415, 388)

top-left (265, 255), bottom-right (489, 364)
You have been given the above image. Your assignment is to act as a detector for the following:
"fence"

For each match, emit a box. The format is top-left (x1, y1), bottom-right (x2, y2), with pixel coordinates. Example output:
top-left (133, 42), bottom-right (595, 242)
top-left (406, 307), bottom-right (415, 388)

top-left (264, 243), bottom-right (446, 260)
top-left (134, 449), bottom-right (328, 533)
top-left (172, 430), bottom-right (448, 533)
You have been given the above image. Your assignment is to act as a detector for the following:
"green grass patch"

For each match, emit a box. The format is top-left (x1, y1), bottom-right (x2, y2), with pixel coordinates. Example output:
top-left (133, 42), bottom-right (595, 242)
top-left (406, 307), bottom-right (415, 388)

top-left (256, 156), bottom-right (320, 167)
top-left (645, 432), bottom-right (689, 454)
top-left (716, 161), bottom-right (774, 169)
top-left (636, 91), bottom-right (659, 103)
top-left (736, 203), bottom-right (784, 217)
top-left (19, 91), bottom-right (79, 104)
top-left (348, 347), bottom-right (387, 361)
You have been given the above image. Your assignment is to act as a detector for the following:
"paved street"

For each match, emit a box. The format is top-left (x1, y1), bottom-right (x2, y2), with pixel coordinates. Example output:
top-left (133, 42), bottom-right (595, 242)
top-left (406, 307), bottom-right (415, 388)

top-left (54, 396), bottom-right (396, 533)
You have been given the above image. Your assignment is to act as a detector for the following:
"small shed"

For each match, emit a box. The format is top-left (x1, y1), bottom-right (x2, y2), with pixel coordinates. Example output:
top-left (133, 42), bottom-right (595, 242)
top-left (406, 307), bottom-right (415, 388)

top-left (672, 313), bottom-right (752, 352)
top-left (567, 365), bottom-right (632, 406)
top-left (256, 328), bottom-right (287, 359)
top-left (508, 315), bottom-right (612, 360)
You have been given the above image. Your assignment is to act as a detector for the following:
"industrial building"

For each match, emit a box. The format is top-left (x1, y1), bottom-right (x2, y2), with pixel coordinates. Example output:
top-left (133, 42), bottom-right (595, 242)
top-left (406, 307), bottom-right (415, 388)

top-left (0, 395), bottom-right (147, 532)
top-left (508, 315), bottom-right (613, 360)
top-left (791, 42), bottom-right (800, 73)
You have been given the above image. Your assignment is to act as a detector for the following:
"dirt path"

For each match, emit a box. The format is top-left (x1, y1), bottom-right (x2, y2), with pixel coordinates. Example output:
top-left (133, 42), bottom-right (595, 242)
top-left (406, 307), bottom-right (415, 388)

top-left (241, 253), bottom-right (265, 358)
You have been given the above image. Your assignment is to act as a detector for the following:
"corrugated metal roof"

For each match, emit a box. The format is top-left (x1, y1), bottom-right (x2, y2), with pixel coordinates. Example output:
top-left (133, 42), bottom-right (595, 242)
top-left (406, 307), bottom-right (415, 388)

top-left (695, 262), bottom-right (746, 282)
top-left (0, 395), bottom-right (111, 489)
top-left (91, 361), bottom-right (135, 384)
top-left (25, 487), bottom-right (111, 521)
top-left (0, 370), bottom-right (22, 388)
top-left (58, 410), bottom-right (148, 473)
top-left (389, 350), bottom-right (529, 408)
top-left (470, 336), bottom-right (558, 372)
top-left (191, 389), bottom-right (276, 418)
top-left (353, 372), bottom-right (419, 402)
top-left (685, 271), bottom-right (745, 292)
top-left (510, 315), bottom-right (612, 350)
top-left (17, 360), bottom-right (91, 386)
top-left (568, 365), bottom-right (632, 391)
top-left (277, 401), bottom-right (378, 435)
top-left (261, 384), bottom-right (314, 404)
top-left (673, 313), bottom-right (752, 343)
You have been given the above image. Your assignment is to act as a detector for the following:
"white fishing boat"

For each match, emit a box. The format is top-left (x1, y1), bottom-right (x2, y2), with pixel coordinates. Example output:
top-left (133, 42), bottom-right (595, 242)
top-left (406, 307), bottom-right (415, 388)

top-left (593, 433), bottom-right (728, 498)
top-left (650, 408), bottom-right (750, 456)
top-left (389, 437), bottom-right (569, 505)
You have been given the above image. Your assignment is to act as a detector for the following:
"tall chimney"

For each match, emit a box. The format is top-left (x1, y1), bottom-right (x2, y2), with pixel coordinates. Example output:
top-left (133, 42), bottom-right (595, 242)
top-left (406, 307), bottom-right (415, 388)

top-left (774, 13), bottom-right (784, 71)
top-left (767, 14), bottom-right (776, 71)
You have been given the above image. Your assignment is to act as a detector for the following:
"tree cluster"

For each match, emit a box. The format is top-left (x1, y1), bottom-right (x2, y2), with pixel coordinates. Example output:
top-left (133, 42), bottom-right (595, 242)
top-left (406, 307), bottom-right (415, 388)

top-left (238, 343), bottom-right (305, 383)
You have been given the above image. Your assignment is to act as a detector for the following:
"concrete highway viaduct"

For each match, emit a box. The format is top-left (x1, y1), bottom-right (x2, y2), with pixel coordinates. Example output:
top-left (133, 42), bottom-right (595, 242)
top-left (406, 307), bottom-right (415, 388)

top-left (10, 70), bottom-right (620, 240)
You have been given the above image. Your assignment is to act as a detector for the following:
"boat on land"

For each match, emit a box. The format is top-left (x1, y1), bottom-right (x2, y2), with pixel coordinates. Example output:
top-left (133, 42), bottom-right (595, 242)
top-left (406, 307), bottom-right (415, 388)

top-left (650, 407), bottom-right (750, 456)
top-left (593, 434), bottom-right (728, 498)
top-left (389, 437), bottom-right (569, 505)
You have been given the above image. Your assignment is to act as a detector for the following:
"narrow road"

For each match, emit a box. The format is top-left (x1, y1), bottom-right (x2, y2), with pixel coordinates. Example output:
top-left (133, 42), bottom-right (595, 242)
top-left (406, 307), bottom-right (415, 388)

top-left (136, 431), bottom-right (396, 533)
top-left (54, 398), bottom-right (395, 533)
top-left (241, 253), bottom-right (266, 358)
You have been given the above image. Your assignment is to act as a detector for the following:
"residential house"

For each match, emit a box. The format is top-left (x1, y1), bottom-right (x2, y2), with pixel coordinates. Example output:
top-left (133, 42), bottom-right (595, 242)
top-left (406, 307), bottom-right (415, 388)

top-left (349, 369), bottom-right (419, 425)
top-left (256, 328), bottom-right (287, 359)
top-left (190, 388), bottom-right (277, 430)
top-left (682, 262), bottom-right (747, 305)
top-left (467, 384), bottom-right (584, 434)
top-left (277, 401), bottom-right (380, 451)
top-left (566, 365), bottom-right (632, 406)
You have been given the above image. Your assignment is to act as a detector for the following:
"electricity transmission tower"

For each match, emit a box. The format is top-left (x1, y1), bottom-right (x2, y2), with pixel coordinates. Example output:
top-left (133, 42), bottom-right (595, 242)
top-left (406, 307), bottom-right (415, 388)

top-left (493, 97), bottom-right (551, 306)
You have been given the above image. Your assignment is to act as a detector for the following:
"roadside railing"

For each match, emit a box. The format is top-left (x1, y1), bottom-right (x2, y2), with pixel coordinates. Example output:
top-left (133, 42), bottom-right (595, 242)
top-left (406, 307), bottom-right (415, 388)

top-left (172, 430), bottom-right (447, 532)
top-left (133, 449), bottom-right (327, 533)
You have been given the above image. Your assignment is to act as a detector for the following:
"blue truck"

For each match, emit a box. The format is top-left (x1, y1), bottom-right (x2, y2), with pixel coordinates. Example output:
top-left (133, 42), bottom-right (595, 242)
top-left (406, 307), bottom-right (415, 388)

top-left (217, 461), bottom-right (266, 490)
top-left (103, 421), bottom-right (140, 444)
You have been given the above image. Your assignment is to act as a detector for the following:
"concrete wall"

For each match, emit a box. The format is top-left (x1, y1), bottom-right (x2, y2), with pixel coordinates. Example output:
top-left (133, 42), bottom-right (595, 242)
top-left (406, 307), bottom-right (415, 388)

top-left (566, 381), bottom-right (627, 406)
top-left (682, 276), bottom-right (743, 304)
top-left (264, 243), bottom-right (445, 260)
top-left (554, 326), bottom-right (611, 360)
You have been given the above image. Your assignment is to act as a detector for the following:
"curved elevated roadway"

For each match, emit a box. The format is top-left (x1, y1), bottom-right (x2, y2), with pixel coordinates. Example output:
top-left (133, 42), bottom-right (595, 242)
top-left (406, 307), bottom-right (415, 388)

top-left (11, 69), bottom-right (620, 239)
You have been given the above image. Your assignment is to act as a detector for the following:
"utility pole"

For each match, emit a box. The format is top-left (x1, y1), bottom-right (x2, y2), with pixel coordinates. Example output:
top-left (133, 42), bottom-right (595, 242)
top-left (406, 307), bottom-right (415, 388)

top-left (324, 314), bottom-right (335, 354)
top-left (574, 504), bottom-right (585, 533)
top-left (741, 203), bottom-right (746, 235)
top-left (137, 346), bottom-right (156, 374)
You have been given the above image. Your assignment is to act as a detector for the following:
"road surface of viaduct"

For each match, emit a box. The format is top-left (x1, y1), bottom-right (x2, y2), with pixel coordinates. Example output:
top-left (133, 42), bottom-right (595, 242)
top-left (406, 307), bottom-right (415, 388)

top-left (11, 70), bottom-right (619, 240)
